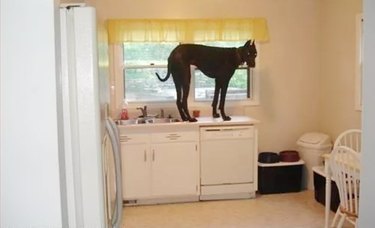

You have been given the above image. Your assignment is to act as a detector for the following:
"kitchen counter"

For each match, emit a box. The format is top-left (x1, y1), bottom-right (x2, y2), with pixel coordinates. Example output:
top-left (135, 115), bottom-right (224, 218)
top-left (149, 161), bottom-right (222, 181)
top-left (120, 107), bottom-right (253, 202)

top-left (117, 115), bottom-right (259, 134)
top-left (196, 115), bottom-right (259, 126)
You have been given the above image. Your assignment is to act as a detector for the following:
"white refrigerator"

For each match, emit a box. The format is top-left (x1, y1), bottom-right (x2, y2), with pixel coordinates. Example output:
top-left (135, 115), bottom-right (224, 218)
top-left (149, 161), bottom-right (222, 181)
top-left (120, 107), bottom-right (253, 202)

top-left (59, 5), bottom-right (122, 228)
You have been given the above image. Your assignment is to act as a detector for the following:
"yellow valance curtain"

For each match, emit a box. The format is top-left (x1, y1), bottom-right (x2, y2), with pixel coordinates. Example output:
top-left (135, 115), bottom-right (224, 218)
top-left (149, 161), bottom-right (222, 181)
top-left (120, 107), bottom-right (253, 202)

top-left (106, 18), bottom-right (269, 44)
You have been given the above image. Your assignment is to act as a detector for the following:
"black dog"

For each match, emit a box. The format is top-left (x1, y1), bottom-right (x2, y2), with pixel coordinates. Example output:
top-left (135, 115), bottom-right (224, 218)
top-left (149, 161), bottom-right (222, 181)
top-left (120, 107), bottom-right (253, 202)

top-left (156, 40), bottom-right (257, 122)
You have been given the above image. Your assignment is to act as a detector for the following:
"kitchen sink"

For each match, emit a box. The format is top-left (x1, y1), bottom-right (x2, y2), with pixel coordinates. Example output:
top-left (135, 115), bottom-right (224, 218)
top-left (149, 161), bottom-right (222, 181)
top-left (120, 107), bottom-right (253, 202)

top-left (119, 117), bottom-right (181, 125)
top-left (147, 117), bottom-right (180, 124)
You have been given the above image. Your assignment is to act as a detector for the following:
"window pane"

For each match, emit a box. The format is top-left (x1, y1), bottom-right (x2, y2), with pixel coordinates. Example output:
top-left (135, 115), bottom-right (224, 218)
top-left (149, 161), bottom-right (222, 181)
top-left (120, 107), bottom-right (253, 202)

top-left (123, 42), bottom-right (178, 65)
top-left (123, 42), bottom-right (178, 102)
top-left (193, 40), bottom-right (250, 101)
top-left (195, 68), bottom-right (249, 101)
top-left (124, 67), bottom-right (176, 102)
top-left (195, 41), bottom-right (245, 48)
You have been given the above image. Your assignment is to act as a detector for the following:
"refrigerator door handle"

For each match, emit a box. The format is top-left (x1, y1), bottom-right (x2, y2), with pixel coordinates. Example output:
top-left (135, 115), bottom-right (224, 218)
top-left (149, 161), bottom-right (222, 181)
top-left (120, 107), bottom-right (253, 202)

top-left (105, 118), bottom-right (123, 228)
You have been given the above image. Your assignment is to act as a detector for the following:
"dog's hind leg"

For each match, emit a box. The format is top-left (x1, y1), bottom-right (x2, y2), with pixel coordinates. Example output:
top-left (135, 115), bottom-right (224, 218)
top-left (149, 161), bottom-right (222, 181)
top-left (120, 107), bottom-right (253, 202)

top-left (175, 83), bottom-right (188, 121)
top-left (211, 81), bottom-right (221, 118)
top-left (182, 83), bottom-right (197, 122)
top-left (219, 79), bottom-right (231, 121)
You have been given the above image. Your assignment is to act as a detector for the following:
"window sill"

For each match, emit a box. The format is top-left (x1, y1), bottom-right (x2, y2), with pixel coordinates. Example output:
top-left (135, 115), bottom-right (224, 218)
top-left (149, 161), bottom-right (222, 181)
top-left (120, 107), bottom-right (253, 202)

top-left (128, 99), bottom-right (260, 109)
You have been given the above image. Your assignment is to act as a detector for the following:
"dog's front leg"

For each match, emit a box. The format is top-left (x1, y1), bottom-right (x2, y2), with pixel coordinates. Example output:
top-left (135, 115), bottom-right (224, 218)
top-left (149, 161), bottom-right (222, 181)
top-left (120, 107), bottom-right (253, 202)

top-left (211, 81), bottom-right (221, 118)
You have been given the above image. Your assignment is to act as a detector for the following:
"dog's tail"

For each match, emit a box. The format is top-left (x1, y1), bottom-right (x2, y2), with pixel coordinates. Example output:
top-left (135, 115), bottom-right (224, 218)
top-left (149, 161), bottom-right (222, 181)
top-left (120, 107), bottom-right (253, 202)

top-left (155, 65), bottom-right (171, 82)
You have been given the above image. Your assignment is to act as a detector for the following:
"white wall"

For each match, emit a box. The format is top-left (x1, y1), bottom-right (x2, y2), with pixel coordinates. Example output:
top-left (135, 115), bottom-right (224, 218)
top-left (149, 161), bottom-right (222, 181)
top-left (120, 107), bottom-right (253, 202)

top-left (243, 1), bottom-right (321, 152)
top-left (318, 0), bottom-right (362, 140)
top-left (0, 0), bottom-right (65, 227)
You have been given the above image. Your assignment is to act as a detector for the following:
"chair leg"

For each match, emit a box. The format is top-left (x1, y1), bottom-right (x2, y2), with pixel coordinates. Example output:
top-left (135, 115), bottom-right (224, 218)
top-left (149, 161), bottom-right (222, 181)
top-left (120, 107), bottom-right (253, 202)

top-left (331, 208), bottom-right (341, 227)
top-left (337, 214), bottom-right (346, 228)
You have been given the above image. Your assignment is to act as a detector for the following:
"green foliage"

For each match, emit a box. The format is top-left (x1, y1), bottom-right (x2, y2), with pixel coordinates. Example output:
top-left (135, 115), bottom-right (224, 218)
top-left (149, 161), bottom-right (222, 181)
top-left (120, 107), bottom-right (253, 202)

top-left (124, 42), bottom-right (178, 65)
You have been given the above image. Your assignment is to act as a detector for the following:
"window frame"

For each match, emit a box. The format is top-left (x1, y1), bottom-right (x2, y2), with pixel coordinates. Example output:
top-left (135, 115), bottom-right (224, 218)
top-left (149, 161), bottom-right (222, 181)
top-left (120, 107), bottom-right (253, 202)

top-left (355, 13), bottom-right (363, 111)
top-left (114, 42), bottom-right (260, 110)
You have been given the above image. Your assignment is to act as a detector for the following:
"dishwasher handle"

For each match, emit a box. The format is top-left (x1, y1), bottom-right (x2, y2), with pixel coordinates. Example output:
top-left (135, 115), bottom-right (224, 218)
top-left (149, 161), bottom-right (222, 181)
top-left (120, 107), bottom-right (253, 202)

top-left (204, 127), bottom-right (250, 132)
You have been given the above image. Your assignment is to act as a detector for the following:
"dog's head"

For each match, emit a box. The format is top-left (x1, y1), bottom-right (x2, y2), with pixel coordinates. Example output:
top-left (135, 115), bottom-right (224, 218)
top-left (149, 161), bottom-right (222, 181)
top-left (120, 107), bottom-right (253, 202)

top-left (241, 40), bottom-right (257, 68)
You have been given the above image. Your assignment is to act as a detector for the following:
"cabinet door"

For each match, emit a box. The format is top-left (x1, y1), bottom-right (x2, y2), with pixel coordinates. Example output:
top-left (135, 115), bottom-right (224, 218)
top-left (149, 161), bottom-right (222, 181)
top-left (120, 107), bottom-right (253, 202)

top-left (200, 138), bottom-right (254, 184)
top-left (121, 143), bottom-right (151, 199)
top-left (151, 142), bottom-right (198, 197)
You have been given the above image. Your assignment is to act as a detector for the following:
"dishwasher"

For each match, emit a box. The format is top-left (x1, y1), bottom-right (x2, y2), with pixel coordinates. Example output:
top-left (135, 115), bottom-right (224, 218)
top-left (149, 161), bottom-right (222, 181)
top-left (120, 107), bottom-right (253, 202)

top-left (200, 125), bottom-right (257, 200)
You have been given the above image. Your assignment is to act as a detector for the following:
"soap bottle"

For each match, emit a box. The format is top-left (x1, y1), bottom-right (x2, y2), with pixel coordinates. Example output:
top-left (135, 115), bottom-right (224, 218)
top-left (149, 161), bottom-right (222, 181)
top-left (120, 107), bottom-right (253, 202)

top-left (120, 99), bottom-right (129, 120)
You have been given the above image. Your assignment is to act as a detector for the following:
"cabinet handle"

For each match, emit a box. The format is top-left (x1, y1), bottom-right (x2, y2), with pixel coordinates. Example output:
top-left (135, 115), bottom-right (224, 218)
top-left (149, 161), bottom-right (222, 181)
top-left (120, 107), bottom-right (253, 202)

top-left (144, 150), bottom-right (147, 162)
top-left (152, 150), bottom-right (155, 161)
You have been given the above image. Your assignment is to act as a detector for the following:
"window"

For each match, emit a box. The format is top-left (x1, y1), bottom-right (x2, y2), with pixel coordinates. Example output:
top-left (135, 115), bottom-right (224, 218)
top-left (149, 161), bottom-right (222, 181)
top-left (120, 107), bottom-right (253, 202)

top-left (194, 66), bottom-right (251, 101)
top-left (123, 42), bottom-right (178, 102)
top-left (108, 18), bottom-right (267, 114)
top-left (193, 41), bottom-right (252, 101)
top-left (123, 41), bottom-right (259, 105)
top-left (355, 14), bottom-right (363, 111)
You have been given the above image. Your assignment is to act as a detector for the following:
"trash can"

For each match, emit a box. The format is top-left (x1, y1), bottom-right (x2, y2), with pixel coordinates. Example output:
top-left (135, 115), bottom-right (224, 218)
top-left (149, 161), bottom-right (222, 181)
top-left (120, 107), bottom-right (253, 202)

top-left (297, 132), bottom-right (332, 190)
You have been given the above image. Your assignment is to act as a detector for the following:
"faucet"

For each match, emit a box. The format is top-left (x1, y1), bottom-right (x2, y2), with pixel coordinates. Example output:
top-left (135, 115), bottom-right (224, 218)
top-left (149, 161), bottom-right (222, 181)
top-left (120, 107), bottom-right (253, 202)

top-left (136, 106), bottom-right (148, 118)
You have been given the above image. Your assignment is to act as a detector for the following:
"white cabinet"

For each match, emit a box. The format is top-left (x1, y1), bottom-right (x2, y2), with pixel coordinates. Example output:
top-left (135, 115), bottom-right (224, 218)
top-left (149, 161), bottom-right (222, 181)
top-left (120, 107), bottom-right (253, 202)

top-left (120, 130), bottom-right (199, 203)
top-left (152, 141), bottom-right (198, 196)
top-left (120, 134), bottom-right (151, 199)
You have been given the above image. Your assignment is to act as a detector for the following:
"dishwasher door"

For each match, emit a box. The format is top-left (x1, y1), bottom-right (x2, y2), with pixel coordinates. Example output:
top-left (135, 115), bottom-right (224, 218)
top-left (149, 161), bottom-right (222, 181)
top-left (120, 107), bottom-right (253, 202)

top-left (200, 126), bottom-right (255, 186)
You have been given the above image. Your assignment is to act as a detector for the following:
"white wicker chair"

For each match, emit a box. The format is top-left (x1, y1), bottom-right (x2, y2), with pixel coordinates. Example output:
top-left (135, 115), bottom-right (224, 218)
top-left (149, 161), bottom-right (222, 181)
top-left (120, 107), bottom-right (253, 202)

top-left (333, 129), bottom-right (362, 153)
top-left (329, 146), bottom-right (361, 228)
top-left (330, 129), bottom-right (361, 227)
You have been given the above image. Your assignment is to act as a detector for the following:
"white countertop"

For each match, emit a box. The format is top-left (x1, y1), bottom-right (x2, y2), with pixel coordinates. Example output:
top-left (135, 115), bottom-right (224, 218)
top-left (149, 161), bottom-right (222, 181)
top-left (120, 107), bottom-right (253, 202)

top-left (195, 116), bottom-right (259, 126)
top-left (117, 115), bottom-right (259, 134)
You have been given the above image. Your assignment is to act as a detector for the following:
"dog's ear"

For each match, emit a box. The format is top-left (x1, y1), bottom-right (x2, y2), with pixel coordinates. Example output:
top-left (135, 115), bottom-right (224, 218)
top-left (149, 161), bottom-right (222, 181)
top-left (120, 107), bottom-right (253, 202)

top-left (244, 40), bottom-right (251, 47)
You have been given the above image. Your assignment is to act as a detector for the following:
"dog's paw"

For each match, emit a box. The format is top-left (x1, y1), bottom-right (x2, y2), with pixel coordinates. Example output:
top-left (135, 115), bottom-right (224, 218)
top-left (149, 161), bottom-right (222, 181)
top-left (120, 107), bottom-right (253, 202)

top-left (222, 116), bottom-right (231, 121)
top-left (189, 118), bottom-right (198, 122)
top-left (213, 113), bottom-right (220, 118)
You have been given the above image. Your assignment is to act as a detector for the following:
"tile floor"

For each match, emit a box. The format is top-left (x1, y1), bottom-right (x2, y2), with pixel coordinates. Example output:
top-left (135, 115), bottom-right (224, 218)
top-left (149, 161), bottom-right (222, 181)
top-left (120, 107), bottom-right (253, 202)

top-left (122, 191), bottom-right (352, 228)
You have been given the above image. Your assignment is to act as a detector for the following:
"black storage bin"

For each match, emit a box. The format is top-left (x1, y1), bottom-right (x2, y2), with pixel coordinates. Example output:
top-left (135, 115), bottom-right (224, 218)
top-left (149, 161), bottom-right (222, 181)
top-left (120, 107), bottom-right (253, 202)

top-left (312, 166), bottom-right (340, 212)
top-left (258, 160), bottom-right (304, 194)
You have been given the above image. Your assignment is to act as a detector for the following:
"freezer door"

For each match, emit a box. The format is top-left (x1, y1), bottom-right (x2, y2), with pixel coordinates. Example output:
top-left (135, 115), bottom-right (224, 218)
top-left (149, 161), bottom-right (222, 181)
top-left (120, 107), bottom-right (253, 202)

top-left (60, 6), bottom-right (107, 228)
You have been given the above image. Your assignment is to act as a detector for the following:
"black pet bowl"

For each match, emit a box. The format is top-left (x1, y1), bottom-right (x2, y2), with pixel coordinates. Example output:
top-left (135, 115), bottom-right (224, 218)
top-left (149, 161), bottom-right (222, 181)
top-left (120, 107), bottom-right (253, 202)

top-left (258, 152), bottom-right (280, 164)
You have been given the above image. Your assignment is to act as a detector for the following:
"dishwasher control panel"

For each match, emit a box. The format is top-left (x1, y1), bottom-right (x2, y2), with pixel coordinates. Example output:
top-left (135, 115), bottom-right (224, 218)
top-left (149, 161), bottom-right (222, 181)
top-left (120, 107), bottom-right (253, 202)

top-left (200, 125), bottom-right (254, 140)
